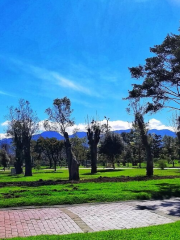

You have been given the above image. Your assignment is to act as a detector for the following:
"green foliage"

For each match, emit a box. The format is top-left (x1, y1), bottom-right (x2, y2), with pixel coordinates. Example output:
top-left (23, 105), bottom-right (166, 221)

top-left (99, 133), bottom-right (124, 168)
top-left (33, 137), bottom-right (64, 171)
top-left (158, 160), bottom-right (167, 170)
top-left (71, 132), bottom-right (87, 164)
top-left (0, 148), bottom-right (10, 169)
top-left (45, 97), bottom-right (74, 134)
top-left (127, 31), bottom-right (180, 113)
top-left (6, 99), bottom-right (39, 176)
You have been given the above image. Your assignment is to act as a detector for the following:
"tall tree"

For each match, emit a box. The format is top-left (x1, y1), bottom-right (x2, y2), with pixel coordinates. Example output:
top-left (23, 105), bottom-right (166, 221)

top-left (127, 101), bottom-right (153, 176)
top-left (135, 112), bottom-right (153, 176)
top-left (7, 99), bottom-right (39, 176)
top-left (126, 30), bottom-right (180, 113)
top-left (87, 120), bottom-right (101, 174)
top-left (45, 97), bottom-right (79, 180)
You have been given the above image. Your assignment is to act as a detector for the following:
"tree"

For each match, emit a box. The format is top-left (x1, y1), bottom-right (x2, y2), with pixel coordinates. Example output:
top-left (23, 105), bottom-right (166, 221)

top-left (7, 99), bottom-right (39, 176)
top-left (126, 30), bottom-right (180, 113)
top-left (127, 101), bottom-right (153, 176)
top-left (45, 97), bottom-right (79, 180)
top-left (87, 120), bottom-right (101, 174)
top-left (162, 135), bottom-right (176, 164)
top-left (150, 134), bottom-right (162, 159)
top-left (99, 133), bottom-right (124, 169)
top-left (33, 137), bottom-right (64, 171)
top-left (71, 129), bottom-right (88, 166)
top-left (135, 112), bottom-right (153, 176)
top-left (0, 148), bottom-right (10, 170)
top-left (131, 120), bottom-right (146, 167)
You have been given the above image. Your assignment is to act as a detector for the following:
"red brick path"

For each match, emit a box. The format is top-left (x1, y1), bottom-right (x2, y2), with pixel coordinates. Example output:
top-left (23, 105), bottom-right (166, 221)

top-left (0, 208), bottom-right (82, 239)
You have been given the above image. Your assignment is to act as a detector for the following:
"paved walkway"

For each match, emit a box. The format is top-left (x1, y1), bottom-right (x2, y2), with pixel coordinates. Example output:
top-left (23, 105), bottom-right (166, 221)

top-left (0, 198), bottom-right (180, 239)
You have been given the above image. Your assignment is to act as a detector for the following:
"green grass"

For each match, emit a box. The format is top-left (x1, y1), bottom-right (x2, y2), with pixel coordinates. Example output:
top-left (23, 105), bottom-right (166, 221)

top-left (5, 221), bottom-right (180, 240)
top-left (1, 177), bottom-right (180, 208)
top-left (0, 168), bottom-right (180, 182)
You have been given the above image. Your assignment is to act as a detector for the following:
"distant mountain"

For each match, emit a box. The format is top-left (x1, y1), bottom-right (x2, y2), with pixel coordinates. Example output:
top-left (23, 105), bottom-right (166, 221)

top-left (114, 129), bottom-right (176, 138)
top-left (148, 129), bottom-right (176, 137)
top-left (114, 129), bottom-right (131, 134)
top-left (39, 131), bottom-right (87, 140)
top-left (39, 131), bottom-right (64, 140)
top-left (0, 129), bottom-right (176, 145)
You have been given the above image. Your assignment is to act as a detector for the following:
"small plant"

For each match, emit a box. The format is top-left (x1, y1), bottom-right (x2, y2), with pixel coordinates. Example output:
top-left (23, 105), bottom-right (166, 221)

top-left (158, 160), bottom-right (167, 170)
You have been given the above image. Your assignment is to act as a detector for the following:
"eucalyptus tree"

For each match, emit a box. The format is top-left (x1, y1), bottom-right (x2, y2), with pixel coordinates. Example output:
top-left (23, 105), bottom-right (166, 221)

top-left (87, 119), bottom-right (101, 174)
top-left (45, 97), bottom-right (79, 180)
top-left (7, 99), bottom-right (39, 176)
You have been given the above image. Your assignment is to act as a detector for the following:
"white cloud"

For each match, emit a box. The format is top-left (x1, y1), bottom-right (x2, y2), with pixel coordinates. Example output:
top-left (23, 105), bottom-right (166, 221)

top-left (38, 119), bottom-right (132, 135)
top-left (0, 118), bottom-right (174, 140)
top-left (1, 121), bottom-right (9, 126)
top-left (0, 133), bottom-right (9, 140)
top-left (37, 118), bottom-right (174, 135)
top-left (148, 119), bottom-right (173, 131)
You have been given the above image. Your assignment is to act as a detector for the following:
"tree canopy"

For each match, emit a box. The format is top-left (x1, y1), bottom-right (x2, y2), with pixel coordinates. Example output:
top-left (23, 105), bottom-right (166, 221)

top-left (126, 31), bottom-right (180, 113)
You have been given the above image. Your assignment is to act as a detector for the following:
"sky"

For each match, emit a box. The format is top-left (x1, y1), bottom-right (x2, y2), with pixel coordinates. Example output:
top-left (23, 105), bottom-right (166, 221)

top-left (0, 0), bottom-right (180, 137)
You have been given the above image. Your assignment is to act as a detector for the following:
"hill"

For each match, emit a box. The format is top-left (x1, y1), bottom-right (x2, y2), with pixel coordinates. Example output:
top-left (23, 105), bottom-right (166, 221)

top-left (0, 129), bottom-right (176, 146)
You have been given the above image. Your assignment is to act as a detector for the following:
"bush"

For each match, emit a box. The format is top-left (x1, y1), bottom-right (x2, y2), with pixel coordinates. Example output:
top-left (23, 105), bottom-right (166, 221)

top-left (158, 160), bottom-right (167, 170)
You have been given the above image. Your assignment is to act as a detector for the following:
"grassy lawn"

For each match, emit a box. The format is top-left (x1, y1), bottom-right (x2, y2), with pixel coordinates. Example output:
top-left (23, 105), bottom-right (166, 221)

top-left (0, 168), bottom-right (180, 182)
top-left (0, 177), bottom-right (180, 208)
top-left (5, 221), bottom-right (180, 240)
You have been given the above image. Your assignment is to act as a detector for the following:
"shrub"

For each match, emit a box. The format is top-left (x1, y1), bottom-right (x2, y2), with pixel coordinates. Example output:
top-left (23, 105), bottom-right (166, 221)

top-left (158, 160), bottom-right (167, 170)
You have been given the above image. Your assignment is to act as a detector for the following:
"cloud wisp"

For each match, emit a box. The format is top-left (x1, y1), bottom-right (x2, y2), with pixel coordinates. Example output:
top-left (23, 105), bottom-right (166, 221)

top-left (0, 90), bottom-right (13, 97)
top-left (9, 58), bottom-right (101, 98)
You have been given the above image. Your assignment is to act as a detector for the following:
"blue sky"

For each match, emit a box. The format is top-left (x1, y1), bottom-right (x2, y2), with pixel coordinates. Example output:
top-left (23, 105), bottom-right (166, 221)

top-left (0, 0), bottom-right (180, 136)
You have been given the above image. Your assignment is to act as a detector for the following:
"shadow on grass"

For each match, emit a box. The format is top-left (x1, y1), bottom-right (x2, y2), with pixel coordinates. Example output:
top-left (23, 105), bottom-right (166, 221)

top-left (127, 183), bottom-right (180, 201)
top-left (82, 169), bottom-right (124, 175)
top-left (33, 171), bottom-right (64, 174)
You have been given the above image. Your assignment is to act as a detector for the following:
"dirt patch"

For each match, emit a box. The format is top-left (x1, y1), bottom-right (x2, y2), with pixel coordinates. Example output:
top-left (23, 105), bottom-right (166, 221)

top-left (0, 175), bottom-right (180, 188)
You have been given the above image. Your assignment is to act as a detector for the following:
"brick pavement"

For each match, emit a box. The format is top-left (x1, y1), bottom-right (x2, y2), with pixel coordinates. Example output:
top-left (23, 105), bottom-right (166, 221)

top-left (0, 198), bottom-right (180, 239)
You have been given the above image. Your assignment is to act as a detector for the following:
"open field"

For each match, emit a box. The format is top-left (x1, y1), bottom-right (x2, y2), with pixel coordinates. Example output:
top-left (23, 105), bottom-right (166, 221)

top-left (0, 177), bottom-right (180, 208)
top-left (0, 168), bottom-right (180, 182)
top-left (5, 221), bottom-right (180, 240)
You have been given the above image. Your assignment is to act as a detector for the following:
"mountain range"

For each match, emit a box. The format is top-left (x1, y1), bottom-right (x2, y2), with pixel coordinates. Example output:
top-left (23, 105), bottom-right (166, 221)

top-left (0, 129), bottom-right (176, 146)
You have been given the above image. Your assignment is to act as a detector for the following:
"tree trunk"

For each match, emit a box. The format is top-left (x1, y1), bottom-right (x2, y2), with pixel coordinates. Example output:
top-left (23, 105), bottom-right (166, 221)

top-left (112, 159), bottom-right (115, 169)
top-left (14, 135), bottom-right (23, 174)
top-left (24, 138), bottom-right (32, 176)
top-left (14, 161), bottom-right (23, 174)
top-left (54, 160), bottom-right (57, 171)
top-left (87, 128), bottom-right (100, 174)
top-left (49, 158), bottom-right (52, 168)
top-left (91, 143), bottom-right (97, 174)
top-left (64, 132), bottom-right (79, 181)
top-left (136, 113), bottom-right (153, 177)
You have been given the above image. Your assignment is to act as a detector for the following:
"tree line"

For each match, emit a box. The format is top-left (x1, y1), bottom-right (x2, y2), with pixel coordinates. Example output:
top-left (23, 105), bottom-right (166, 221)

top-left (1, 28), bottom-right (180, 179)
